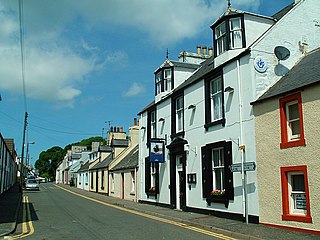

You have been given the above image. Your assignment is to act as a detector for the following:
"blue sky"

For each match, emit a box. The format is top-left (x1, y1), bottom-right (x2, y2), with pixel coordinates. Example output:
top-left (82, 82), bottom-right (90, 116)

top-left (0, 0), bottom-right (293, 166)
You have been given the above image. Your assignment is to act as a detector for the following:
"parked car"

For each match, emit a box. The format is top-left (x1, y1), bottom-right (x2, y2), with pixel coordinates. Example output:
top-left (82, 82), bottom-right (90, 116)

top-left (25, 179), bottom-right (39, 191)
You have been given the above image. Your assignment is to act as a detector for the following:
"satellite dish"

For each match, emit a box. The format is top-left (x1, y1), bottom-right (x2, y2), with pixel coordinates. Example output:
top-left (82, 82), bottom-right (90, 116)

top-left (274, 46), bottom-right (290, 61)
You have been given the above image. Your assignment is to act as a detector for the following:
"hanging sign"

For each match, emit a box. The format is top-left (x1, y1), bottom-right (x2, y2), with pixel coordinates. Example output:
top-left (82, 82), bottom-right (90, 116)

top-left (150, 140), bottom-right (165, 163)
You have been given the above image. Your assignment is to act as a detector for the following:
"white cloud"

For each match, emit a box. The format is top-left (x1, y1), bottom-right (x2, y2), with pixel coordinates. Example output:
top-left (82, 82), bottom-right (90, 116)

top-left (123, 82), bottom-right (145, 97)
top-left (0, 0), bottom-right (262, 107)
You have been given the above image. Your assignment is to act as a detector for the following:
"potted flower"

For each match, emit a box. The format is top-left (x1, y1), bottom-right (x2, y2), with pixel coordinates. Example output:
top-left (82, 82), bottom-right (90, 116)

top-left (210, 189), bottom-right (225, 196)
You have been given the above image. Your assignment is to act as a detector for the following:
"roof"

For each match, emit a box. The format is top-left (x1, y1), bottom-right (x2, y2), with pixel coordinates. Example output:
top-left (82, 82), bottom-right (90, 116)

top-left (253, 48), bottom-right (320, 103)
top-left (99, 145), bottom-right (112, 152)
top-left (77, 161), bottom-right (90, 172)
top-left (272, 2), bottom-right (295, 21)
top-left (112, 139), bottom-right (129, 147)
top-left (154, 58), bottom-right (199, 74)
top-left (112, 145), bottom-right (139, 171)
top-left (90, 154), bottom-right (113, 170)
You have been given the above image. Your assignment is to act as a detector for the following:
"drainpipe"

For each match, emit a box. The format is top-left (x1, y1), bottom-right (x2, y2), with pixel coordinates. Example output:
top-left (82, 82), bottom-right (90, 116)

top-left (237, 59), bottom-right (248, 224)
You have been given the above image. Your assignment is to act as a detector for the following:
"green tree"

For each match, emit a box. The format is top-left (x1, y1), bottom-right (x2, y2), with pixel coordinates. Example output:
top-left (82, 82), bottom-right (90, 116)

top-left (35, 146), bottom-right (66, 180)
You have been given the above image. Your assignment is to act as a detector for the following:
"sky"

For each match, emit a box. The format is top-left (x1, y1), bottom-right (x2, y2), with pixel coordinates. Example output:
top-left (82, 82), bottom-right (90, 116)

top-left (0, 0), bottom-right (293, 167)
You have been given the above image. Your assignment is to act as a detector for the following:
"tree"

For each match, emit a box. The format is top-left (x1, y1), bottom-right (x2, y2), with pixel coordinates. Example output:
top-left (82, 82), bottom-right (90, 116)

top-left (34, 136), bottom-right (106, 180)
top-left (35, 146), bottom-right (66, 180)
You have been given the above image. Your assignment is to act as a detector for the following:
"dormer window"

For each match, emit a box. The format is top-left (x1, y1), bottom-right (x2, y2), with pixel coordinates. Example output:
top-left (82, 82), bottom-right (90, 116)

top-left (213, 16), bottom-right (245, 57)
top-left (155, 67), bottom-right (173, 95)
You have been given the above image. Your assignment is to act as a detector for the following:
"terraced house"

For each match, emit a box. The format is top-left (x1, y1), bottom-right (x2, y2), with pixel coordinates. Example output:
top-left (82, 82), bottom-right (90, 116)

top-left (138, 0), bottom-right (320, 225)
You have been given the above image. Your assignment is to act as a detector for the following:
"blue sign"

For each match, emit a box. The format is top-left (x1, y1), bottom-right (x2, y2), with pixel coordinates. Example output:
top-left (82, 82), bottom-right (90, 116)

top-left (254, 56), bottom-right (267, 73)
top-left (150, 141), bottom-right (164, 163)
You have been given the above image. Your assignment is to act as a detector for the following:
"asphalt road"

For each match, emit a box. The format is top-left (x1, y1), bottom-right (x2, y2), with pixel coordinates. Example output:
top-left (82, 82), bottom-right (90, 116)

top-left (11, 183), bottom-right (234, 240)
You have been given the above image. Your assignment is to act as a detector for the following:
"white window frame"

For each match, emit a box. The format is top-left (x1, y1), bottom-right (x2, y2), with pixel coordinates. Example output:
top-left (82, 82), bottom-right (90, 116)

top-left (286, 100), bottom-right (300, 141)
top-left (156, 72), bottom-right (162, 95)
top-left (111, 173), bottom-right (115, 193)
top-left (229, 17), bottom-right (242, 49)
top-left (210, 77), bottom-right (223, 121)
top-left (130, 171), bottom-right (135, 194)
top-left (215, 22), bottom-right (227, 55)
top-left (288, 171), bottom-right (307, 215)
top-left (164, 69), bottom-right (172, 91)
top-left (151, 111), bottom-right (156, 138)
top-left (212, 147), bottom-right (224, 191)
top-left (176, 96), bottom-right (184, 133)
top-left (151, 163), bottom-right (157, 188)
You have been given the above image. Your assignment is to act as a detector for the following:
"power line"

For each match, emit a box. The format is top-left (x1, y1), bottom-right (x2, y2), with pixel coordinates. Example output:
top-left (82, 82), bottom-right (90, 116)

top-left (18, 0), bottom-right (27, 112)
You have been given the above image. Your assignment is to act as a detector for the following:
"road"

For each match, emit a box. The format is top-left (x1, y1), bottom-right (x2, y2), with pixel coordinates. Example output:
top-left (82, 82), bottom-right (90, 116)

top-left (9, 183), bottom-right (236, 240)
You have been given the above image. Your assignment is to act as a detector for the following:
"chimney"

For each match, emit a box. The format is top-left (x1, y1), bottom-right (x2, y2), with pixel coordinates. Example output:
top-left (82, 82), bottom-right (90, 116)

top-left (120, 126), bottom-right (123, 132)
top-left (134, 118), bottom-right (137, 126)
top-left (202, 45), bottom-right (207, 55)
top-left (197, 45), bottom-right (201, 55)
top-left (208, 47), bottom-right (213, 56)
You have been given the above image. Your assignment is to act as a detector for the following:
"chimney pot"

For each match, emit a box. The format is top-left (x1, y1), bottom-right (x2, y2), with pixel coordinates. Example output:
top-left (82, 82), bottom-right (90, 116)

top-left (202, 45), bottom-right (207, 55)
top-left (197, 45), bottom-right (201, 55)
top-left (208, 47), bottom-right (213, 56)
top-left (134, 118), bottom-right (137, 126)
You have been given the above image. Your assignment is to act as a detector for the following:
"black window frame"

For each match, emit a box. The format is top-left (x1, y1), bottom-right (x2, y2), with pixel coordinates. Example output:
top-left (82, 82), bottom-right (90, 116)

top-left (171, 91), bottom-right (185, 139)
top-left (154, 67), bottom-right (174, 96)
top-left (204, 71), bottom-right (225, 130)
top-left (147, 106), bottom-right (156, 141)
top-left (145, 157), bottom-right (159, 198)
top-left (212, 14), bottom-right (246, 57)
top-left (201, 141), bottom-right (234, 208)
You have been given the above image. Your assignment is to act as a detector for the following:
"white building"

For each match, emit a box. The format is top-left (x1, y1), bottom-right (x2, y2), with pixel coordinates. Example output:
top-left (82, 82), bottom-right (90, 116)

top-left (138, 0), bottom-right (319, 223)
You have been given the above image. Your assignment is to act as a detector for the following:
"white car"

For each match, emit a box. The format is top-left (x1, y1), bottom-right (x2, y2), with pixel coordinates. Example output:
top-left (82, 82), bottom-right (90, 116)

top-left (25, 179), bottom-right (39, 191)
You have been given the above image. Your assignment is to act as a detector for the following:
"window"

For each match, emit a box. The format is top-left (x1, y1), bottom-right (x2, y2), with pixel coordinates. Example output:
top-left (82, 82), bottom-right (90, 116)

top-left (215, 22), bottom-right (227, 55)
top-left (176, 97), bottom-right (184, 133)
top-left (156, 72), bottom-right (162, 95)
top-left (210, 77), bottom-right (223, 121)
top-left (101, 171), bottom-right (104, 190)
top-left (130, 171), bottom-right (135, 194)
top-left (164, 69), bottom-right (172, 91)
top-left (280, 93), bottom-right (305, 148)
top-left (281, 166), bottom-right (312, 223)
top-left (212, 148), bottom-right (224, 192)
top-left (151, 111), bottom-right (156, 138)
top-left (204, 74), bottom-right (225, 129)
top-left (145, 157), bottom-right (159, 196)
top-left (154, 67), bottom-right (173, 95)
top-left (229, 18), bottom-right (242, 49)
top-left (213, 16), bottom-right (245, 57)
top-left (111, 173), bottom-right (115, 193)
top-left (201, 141), bottom-right (233, 207)
top-left (90, 172), bottom-right (93, 189)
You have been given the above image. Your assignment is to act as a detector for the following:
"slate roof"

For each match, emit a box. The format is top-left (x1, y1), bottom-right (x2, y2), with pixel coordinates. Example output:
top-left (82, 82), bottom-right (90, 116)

top-left (77, 161), bottom-right (90, 173)
top-left (112, 145), bottom-right (139, 171)
top-left (272, 2), bottom-right (295, 21)
top-left (112, 139), bottom-right (129, 147)
top-left (90, 154), bottom-right (113, 170)
top-left (253, 48), bottom-right (320, 103)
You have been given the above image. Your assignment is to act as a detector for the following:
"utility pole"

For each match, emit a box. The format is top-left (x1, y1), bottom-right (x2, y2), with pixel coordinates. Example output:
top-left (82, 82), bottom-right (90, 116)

top-left (20, 112), bottom-right (28, 191)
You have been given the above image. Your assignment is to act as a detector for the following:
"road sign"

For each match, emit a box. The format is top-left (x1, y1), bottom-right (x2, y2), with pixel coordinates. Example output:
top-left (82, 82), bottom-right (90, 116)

top-left (230, 162), bottom-right (256, 172)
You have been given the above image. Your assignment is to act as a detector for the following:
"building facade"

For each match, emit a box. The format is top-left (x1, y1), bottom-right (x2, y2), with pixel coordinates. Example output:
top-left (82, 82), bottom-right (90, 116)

top-left (138, 0), bottom-right (320, 223)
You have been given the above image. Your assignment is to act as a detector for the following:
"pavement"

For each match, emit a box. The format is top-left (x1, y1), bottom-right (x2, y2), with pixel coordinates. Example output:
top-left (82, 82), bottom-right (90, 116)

top-left (0, 183), bottom-right (319, 240)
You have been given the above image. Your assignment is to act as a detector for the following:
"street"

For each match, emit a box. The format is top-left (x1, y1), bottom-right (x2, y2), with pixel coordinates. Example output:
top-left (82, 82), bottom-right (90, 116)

top-left (8, 183), bottom-right (235, 240)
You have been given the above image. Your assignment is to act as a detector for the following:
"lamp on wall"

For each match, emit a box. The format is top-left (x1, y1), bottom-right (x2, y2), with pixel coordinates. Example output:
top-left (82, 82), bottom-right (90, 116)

top-left (224, 86), bottom-right (234, 93)
top-left (188, 104), bottom-right (196, 110)
top-left (159, 118), bottom-right (165, 122)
